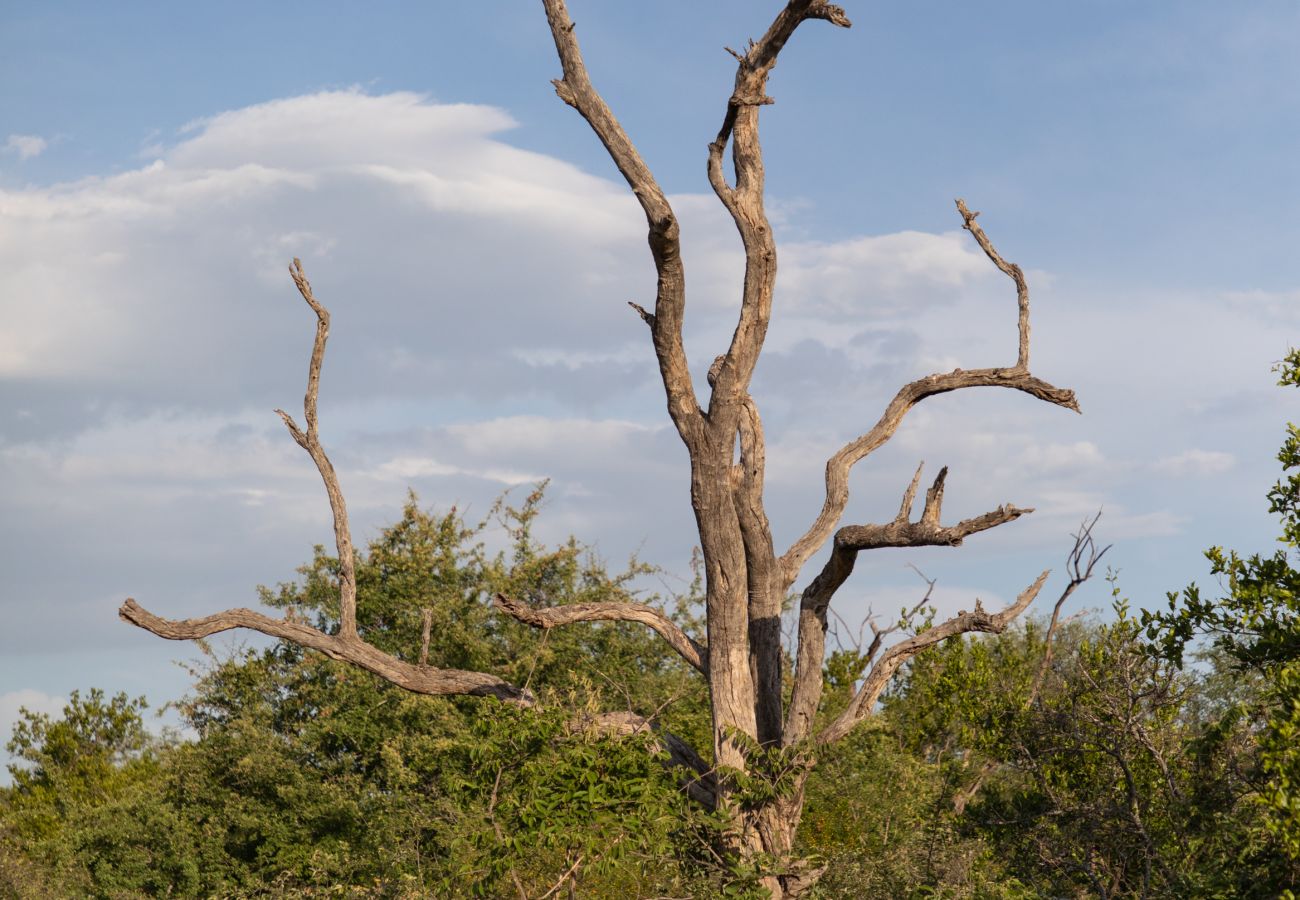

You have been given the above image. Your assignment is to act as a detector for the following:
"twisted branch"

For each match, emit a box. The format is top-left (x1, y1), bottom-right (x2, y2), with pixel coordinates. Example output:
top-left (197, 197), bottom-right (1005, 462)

top-left (119, 598), bottom-right (530, 701)
top-left (542, 0), bottom-right (702, 444)
top-left (706, 0), bottom-right (851, 408)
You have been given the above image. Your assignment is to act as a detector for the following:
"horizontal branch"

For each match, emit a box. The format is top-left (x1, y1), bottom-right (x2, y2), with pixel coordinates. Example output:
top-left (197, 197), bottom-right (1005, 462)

top-left (121, 599), bottom-right (717, 805)
top-left (119, 598), bottom-right (531, 702)
top-left (494, 593), bottom-right (708, 675)
top-left (818, 569), bottom-right (1051, 745)
top-left (781, 367), bottom-right (1076, 586)
top-left (837, 505), bottom-right (1031, 551)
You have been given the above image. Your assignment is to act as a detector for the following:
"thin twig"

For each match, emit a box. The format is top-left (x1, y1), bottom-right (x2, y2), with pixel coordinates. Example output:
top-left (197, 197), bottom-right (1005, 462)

top-left (1025, 512), bottom-right (1110, 707)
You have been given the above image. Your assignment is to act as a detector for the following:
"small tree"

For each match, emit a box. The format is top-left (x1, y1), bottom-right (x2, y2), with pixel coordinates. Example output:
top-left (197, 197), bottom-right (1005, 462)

top-left (1145, 348), bottom-right (1300, 878)
top-left (121, 2), bottom-right (1083, 894)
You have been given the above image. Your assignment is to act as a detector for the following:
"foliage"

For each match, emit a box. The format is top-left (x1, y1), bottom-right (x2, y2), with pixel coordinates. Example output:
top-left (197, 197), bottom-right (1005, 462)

top-left (1144, 347), bottom-right (1300, 874)
top-left (800, 723), bottom-right (1028, 899)
top-left (878, 595), bottom-right (1295, 898)
top-left (8, 459), bottom-right (1300, 896)
top-left (2, 492), bottom-right (731, 898)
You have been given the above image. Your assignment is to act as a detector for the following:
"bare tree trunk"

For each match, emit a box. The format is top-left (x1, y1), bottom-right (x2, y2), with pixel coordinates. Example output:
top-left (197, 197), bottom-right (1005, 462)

top-left (120, 2), bottom-right (1089, 896)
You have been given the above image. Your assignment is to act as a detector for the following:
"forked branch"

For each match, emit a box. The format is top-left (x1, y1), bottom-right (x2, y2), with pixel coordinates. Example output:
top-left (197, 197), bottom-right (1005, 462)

top-left (1025, 512), bottom-right (1110, 706)
top-left (780, 203), bottom-right (1078, 586)
top-left (706, 1), bottom-right (851, 408)
top-left (784, 463), bottom-right (1034, 744)
top-left (276, 259), bottom-right (358, 640)
top-left (121, 262), bottom-right (530, 702)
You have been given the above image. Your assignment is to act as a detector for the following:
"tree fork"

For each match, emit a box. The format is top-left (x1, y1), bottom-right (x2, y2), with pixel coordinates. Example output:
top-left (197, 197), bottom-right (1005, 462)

top-left (120, 3), bottom-right (1089, 897)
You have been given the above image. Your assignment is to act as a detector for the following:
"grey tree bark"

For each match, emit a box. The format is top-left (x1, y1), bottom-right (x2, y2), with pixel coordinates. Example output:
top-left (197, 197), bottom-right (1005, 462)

top-left (121, 3), bottom-right (1086, 896)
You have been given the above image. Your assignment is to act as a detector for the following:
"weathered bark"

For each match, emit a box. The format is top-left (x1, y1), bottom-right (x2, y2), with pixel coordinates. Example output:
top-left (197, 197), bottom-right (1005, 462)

top-left (121, 3), bottom-right (1089, 896)
top-left (493, 592), bottom-right (708, 675)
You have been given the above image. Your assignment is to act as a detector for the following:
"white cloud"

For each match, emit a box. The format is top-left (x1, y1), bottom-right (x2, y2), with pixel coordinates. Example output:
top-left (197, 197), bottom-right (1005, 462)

top-left (779, 230), bottom-right (992, 317)
top-left (1017, 440), bottom-right (1108, 473)
top-left (1153, 449), bottom-right (1236, 477)
top-left (0, 90), bottom-right (648, 389)
top-left (370, 454), bottom-right (542, 487)
top-left (0, 88), bottom-right (1288, 681)
top-left (0, 689), bottom-right (65, 764)
top-left (4, 134), bottom-right (47, 160)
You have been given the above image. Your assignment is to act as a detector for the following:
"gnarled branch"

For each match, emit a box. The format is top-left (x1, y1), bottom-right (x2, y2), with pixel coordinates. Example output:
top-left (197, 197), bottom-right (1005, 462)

top-left (275, 259), bottom-right (358, 639)
top-left (780, 203), bottom-right (1078, 587)
top-left (817, 569), bottom-right (1051, 745)
top-left (706, 1), bottom-right (851, 410)
top-left (120, 260), bottom-right (537, 703)
top-left (119, 598), bottom-right (530, 702)
top-left (958, 198), bottom-right (1030, 370)
top-left (541, 0), bottom-right (702, 445)
top-left (493, 593), bottom-right (708, 676)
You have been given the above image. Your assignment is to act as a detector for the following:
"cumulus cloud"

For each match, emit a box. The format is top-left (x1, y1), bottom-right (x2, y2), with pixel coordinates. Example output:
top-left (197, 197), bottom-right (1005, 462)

top-left (0, 88), bottom-right (1289, 708)
top-left (779, 230), bottom-right (993, 318)
top-left (3, 134), bottom-right (47, 160)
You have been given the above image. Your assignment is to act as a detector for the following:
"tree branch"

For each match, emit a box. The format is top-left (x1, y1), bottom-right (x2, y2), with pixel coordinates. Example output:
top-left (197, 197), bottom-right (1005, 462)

top-left (817, 569), bottom-right (1051, 745)
top-left (779, 202), bottom-right (1078, 587)
top-left (493, 593), bottom-right (708, 675)
top-left (783, 465), bottom-right (1032, 744)
top-left (541, 0), bottom-right (702, 445)
top-left (731, 393), bottom-right (784, 744)
top-left (706, 0), bottom-right (851, 411)
top-left (274, 259), bottom-right (359, 639)
top-left (957, 198), bottom-right (1029, 370)
top-left (119, 598), bottom-right (531, 702)
top-left (1025, 511), bottom-right (1110, 706)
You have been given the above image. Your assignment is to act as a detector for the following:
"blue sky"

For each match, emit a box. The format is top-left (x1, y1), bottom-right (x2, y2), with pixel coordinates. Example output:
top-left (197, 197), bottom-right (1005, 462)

top-left (1, 2), bottom-right (1297, 761)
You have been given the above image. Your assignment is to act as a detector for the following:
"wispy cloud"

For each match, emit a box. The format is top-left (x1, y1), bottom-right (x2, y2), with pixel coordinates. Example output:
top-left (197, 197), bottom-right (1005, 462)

top-left (4, 134), bottom-right (47, 160)
top-left (1153, 449), bottom-right (1236, 477)
top-left (1223, 288), bottom-right (1300, 325)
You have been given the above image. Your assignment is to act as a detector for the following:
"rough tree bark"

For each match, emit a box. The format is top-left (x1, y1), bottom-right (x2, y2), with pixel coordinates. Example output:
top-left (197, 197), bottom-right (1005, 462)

top-left (121, 3), bottom-right (1084, 896)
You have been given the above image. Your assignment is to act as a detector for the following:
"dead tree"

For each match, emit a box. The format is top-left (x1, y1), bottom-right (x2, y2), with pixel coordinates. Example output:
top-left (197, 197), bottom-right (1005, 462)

top-left (121, 2), bottom-right (1082, 895)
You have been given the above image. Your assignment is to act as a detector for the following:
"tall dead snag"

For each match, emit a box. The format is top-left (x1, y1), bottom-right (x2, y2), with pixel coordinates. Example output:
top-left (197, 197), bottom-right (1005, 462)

top-left (122, 2), bottom-right (1087, 896)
